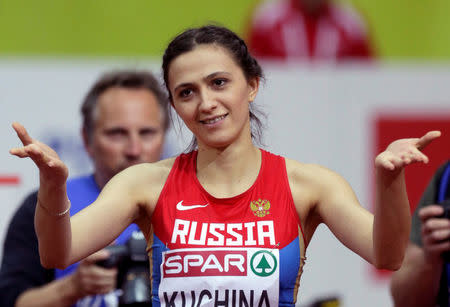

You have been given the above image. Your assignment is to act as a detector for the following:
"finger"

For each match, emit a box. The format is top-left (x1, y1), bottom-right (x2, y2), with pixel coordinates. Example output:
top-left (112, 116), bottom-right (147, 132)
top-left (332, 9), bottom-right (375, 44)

top-left (376, 154), bottom-right (396, 170)
top-left (401, 149), bottom-right (427, 165)
top-left (95, 284), bottom-right (116, 295)
top-left (93, 268), bottom-right (118, 281)
top-left (84, 282), bottom-right (115, 296)
top-left (433, 229), bottom-right (450, 242)
top-left (410, 148), bottom-right (429, 164)
top-left (12, 122), bottom-right (34, 146)
top-left (380, 160), bottom-right (395, 170)
top-left (390, 156), bottom-right (406, 170)
top-left (423, 222), bottom-right (450, 239)
top-left (424, 240), bottom-right (450, 255)
top-left (9, 147), bottom-right (31, 158)
top-left (83, 264), bottom-right (118, 282)
top-left (90, 266), bottom-right (118, 278)
top-left (400, 153), bottom-right (412, 165)
top-left (78, 264), bottom-right (117, 281)
top-left (416, 130), bottom-right (441, 150)
top-left (419, 205), bottom-right (444, 222)
top-left (11, 144), bottom-right (48, 165)
top-left (423, 218), bottom-right (450, 233)
top-left (24, 144), bottom-right (53, 168)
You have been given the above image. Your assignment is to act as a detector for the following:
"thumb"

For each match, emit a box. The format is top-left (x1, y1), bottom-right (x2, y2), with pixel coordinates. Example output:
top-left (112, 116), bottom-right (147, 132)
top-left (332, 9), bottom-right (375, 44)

top-left (416, 130), bottom-right (441, 150)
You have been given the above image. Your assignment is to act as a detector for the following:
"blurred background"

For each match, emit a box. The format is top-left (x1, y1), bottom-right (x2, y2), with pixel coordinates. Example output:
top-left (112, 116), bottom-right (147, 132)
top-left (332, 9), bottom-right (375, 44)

top-left (1, 0), bottom-right (450, 306)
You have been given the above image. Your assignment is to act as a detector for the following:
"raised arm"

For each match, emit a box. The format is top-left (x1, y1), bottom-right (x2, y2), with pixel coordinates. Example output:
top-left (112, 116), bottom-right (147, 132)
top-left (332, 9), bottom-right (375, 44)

top-left (9, 123), bottom-right (146, 269)
top-left (289, 131), bottom-right (441, 270)
top-left (372, 130), bottom-right (441, 269)
top-left (10, 122), bottom-right (72, 268)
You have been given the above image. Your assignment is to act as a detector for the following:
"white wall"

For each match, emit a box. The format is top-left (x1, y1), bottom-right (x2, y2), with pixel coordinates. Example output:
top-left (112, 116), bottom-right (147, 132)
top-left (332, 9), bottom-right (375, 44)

top-left (1, 58), bottom-right (449, 307)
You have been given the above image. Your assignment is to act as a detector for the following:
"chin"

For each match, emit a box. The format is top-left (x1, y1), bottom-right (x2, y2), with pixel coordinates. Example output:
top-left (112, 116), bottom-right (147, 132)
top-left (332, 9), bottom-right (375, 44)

top-left (203, 139), bottom-right (235, 150)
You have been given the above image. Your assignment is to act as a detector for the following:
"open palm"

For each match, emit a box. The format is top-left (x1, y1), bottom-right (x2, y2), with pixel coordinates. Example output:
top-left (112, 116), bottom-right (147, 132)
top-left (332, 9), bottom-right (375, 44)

top-left (10, 122), bottom-right (68, 184)
top-left (375, 131), bottom-right (441, 171)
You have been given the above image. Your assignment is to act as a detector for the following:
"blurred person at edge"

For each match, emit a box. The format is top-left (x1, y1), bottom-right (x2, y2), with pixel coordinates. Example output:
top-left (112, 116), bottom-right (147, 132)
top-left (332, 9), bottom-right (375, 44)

top-left (0, 70), bottom-right (169, 307)
top-left (391, 160), bottom-right (450, 307)
top-left (247, 0), bottom-right (374, 61)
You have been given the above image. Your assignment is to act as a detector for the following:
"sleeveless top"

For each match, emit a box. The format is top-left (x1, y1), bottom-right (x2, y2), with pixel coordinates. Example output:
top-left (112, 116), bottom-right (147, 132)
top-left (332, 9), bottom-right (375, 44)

top-left (149, 149), bottom-right (306, 306)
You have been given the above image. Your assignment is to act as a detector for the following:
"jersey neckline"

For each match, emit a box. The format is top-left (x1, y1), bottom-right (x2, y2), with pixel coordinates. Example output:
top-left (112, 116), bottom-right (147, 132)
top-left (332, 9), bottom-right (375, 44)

top-left (190, 148), bottom-right (266, 205)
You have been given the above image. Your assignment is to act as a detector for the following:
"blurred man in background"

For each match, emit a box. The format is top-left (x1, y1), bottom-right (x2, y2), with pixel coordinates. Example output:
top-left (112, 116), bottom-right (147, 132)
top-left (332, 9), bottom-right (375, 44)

top-left (0, 70), bottom-right (169, 307)
top-left (247, 0), bottom-right (374, 61)
top-left (391, 160), bottom-right (450, 307)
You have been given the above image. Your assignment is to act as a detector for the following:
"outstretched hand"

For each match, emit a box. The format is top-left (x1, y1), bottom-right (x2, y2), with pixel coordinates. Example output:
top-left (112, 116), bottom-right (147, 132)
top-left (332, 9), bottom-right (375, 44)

top-left (10, 122), bottom-right (68, 184)
top-left (375, 131), bottom-right (441, 171)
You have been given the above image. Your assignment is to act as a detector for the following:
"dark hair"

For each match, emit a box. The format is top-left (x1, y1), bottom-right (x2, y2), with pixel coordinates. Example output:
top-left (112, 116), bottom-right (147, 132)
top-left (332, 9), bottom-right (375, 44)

top-left (162, 24), bottom-right (266, 150)
top-left (81, 70), bottom-right (169, 142)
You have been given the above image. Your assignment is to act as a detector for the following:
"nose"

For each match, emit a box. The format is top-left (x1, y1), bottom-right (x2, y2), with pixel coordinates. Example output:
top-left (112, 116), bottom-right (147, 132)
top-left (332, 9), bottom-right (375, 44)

top-left (198, 89), bottom-right (217, 113)
top-left (124, 134), bottom-right (143, 159)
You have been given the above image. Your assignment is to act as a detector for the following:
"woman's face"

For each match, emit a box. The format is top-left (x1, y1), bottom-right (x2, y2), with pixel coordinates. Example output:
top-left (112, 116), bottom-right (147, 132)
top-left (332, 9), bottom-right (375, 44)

top-left (168, 44), bottom-right (259, 149)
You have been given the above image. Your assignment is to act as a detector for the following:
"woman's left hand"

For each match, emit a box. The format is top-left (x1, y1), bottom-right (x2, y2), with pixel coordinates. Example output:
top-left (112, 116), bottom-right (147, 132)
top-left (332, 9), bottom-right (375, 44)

top-left (375, 131), bottom-right (441, 171)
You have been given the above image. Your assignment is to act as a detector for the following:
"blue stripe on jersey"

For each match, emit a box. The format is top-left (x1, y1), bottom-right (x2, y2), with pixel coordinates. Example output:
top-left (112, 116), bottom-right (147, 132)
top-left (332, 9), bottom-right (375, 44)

top-left (279, 237), bottom-right (301, 306)
top-left (151, 235), bottom-right (169, 307)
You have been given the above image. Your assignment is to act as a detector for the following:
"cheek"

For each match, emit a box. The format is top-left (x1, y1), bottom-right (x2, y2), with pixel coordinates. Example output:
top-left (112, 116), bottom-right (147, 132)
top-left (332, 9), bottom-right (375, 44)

top-left (229, 91), bottom-right (251, 114)
top-left (174, 103), bottom-right (197, 125)
top-left (223, 87), bottom-right (250, 108)
top-left (89, 144), bottom-right (120, 169)
top-left (143, 135), bottom-right (164, 154)
top-left (95, 138), bottom-right (124, 155)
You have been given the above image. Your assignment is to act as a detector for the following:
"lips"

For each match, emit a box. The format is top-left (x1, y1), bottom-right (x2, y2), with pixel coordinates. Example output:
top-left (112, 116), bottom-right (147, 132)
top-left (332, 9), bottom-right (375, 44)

top-left (200, 114), bottom-right (228, 124)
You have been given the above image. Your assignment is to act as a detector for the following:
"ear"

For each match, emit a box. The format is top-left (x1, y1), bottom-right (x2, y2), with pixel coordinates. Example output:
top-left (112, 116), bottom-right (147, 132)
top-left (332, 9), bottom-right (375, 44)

top-left (247, 77), bottom-right (260, 103)
top-left (82, 127), bottom-right (94, 158)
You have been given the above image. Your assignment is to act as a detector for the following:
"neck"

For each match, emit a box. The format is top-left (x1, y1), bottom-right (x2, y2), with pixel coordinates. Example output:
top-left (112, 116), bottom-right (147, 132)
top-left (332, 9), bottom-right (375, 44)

top-left (196, 141), bottom-right (261, 198)
top-left (93, 172), bottom-right (108, 190)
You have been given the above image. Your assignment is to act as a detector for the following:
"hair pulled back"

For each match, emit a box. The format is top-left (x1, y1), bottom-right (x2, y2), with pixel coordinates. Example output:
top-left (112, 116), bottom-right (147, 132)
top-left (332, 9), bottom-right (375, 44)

top-left (162, 25), bottom-right (266, 149)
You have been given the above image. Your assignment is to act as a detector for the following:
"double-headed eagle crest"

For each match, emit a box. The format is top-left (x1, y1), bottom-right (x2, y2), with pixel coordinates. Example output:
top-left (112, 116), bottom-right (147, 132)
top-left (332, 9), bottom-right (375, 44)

top-left (250, 199), bottom-right (271, 217)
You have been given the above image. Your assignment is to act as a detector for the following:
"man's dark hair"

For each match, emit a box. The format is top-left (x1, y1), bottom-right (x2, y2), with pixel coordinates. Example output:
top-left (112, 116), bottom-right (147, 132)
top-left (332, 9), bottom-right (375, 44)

top-left (81, 70), bottom-right (169, 142)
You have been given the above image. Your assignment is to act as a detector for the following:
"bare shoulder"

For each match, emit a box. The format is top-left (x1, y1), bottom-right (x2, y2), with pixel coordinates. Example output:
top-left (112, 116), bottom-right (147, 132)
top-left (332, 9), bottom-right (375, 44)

top-left (283, 158), bottom-right (343, 212)
top-left (106, 157), bottom-right (177, 205)
top-left (120, 157), bottom-right (177, 229)
top-left (283, 158), bottom-right (339, 244)
top-left (138, 157), bottom-right (176, 179)
top-left (287, 159), bottom-right (357, 211)
top-left (285, 157), bottom-right (359, 210)
top-left (284, 158), bottom-right (359, 244)
top-left (284, 158), bottom-right (345, 188)
top-left (124, 157), bottom-right (176, 189)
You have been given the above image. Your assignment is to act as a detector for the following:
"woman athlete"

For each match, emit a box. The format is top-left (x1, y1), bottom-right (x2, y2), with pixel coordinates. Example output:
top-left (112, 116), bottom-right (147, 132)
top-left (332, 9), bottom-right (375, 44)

top-left (10, 25), bottom-right (441, 306)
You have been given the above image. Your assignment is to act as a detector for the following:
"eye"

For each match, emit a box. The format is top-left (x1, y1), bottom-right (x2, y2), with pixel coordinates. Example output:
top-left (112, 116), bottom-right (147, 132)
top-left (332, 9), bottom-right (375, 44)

top-left (212, 78), bottom-right (227, 87)
top-left (140, 128), bottom-right (158, 139)
top-left (104, 128), bottom-right (127, 140)
top-left (179, 88), bottom-right (193, 98)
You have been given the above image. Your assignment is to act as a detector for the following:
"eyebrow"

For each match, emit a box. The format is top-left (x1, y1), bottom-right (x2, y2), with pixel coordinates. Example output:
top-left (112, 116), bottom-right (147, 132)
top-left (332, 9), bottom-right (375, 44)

top-left (103, 126), bottom-right (160, 133)
top-left (173, 71), bottom-right (231, 92)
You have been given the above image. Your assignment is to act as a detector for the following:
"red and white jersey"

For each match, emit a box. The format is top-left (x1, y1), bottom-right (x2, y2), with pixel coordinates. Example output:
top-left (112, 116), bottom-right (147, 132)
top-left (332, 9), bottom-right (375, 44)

top-left (247, 0), bottom-right (373, 61)
top-left (149, 149), bottom-right (306, 306)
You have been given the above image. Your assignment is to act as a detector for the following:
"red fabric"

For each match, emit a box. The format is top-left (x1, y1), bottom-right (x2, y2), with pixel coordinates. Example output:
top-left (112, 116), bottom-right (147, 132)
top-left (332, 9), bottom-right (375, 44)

top-left (152, 149), bottom-right (303, 250)
top-left (247, 0), bottom-right (373, 61)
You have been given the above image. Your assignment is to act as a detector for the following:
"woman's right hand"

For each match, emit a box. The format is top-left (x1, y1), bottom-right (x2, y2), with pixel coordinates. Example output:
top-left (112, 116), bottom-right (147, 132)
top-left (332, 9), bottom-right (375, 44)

top-left (10, 122), bottom-right (68, 185)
